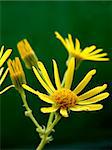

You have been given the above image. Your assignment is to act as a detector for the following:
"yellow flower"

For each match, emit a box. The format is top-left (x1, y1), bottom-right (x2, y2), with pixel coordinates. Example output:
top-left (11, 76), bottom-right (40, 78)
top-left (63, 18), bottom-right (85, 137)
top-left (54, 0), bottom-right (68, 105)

top-left (7, 57), bottom-right (26, 92)
top-left (22, 58), bottom-right (109, 117)
top-left (17, 39), bottom-right (38, 69)
top-left (0, 45), bottom-right (12, 85)
top-left (0, 67), bottom-right (9, 85)
top-left (0, 45), bottom-right (12, 67)
top-left (55, 32), bottom-right (109, 61)
top-left (0, 45), bottom-right (14, 94)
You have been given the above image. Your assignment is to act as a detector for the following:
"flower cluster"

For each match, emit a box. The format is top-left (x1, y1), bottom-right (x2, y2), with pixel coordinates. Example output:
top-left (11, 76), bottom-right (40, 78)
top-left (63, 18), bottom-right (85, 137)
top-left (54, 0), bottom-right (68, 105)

top-left (0, 31), bottom-right (110, 150)
top-left (21, 32), bottom-right (109, 117)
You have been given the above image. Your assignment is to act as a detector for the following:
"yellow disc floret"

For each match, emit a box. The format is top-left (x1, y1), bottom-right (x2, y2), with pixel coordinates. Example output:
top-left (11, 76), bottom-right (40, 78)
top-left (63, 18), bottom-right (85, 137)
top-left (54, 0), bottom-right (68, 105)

top-left (51, 88), bottom-right (78, 109)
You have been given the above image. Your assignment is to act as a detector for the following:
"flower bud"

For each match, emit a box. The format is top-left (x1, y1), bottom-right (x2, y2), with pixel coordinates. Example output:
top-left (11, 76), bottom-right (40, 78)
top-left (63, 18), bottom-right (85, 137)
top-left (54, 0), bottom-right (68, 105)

top-left (17, 39), bottom-right (38, 69)
top-left (7, 57), bottom-right (26, 91)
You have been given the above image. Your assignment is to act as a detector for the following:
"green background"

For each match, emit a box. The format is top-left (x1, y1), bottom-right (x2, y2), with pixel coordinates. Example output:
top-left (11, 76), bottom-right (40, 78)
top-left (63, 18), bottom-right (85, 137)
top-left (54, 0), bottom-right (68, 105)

top-left (1, 1), bottom-right (112, 149)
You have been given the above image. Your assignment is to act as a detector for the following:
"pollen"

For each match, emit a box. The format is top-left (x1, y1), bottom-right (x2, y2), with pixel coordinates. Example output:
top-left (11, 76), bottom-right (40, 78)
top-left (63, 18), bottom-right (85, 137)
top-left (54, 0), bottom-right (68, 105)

top-left (51, 88), bottom-right (78, 109)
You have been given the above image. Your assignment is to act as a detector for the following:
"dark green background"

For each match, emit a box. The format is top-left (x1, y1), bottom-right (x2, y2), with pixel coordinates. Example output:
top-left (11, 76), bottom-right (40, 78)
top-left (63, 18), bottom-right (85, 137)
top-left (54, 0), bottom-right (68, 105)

top-left (1, 1), bottom-right (112, 149)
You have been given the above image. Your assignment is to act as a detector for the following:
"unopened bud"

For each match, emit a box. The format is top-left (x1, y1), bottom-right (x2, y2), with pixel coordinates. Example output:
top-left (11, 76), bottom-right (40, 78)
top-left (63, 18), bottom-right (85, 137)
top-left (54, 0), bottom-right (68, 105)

top-left (17, 39), bottom-right (38, 69)
top-left (7, 57), bottom-right (26, 91)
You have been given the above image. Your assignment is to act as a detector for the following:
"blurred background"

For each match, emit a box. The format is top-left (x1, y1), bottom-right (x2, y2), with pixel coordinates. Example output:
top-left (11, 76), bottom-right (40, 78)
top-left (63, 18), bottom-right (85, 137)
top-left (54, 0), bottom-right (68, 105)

top-left (0, 1), bottom-right (112, 150)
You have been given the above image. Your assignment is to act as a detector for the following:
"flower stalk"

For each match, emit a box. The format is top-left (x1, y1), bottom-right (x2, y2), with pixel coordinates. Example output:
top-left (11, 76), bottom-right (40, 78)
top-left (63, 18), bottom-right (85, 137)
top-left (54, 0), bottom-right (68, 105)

top-left (7, 57), bottom-right (42, 132)
top-left (36, 113), bottom-right (61, 150)
top-left (47, 112), bottom-right (55, 128)
top-left (20, 89), bottom-right (42, 132)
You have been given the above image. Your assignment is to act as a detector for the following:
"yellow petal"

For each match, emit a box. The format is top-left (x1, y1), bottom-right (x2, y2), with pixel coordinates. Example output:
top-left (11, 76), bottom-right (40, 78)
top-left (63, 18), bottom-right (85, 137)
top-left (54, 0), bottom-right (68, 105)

top-left (70, 104), bottom-right (103, 111)
top-left (85, 57), bottom-right (109, 61)
top-left (65, 57), bottom-right (75, 89)
top-left (38, 93), bottom-right (54, 104)
top-left (77, 92), bottom-right (109, 105)
top-left (7, 59), bottom-right (15, 78)
top-left (0, 67), bottom-right (4, 77)
top-left (52, 59), bottom-right (61, 90)
top-left (75, 38), bottom-right (80, 52)
top-left (17, 40), bottom-right (27, 59)
top-left (60, 108), bottom-right (68, 117)
top-left (73, 69), bottom-right (96, 94)
top-left (0, 45), bottom-right (4, 58)
top-left (24, 39), bottom-right (33, 52)
top-left (55, 31), bottom-right (68, 51)
top-left (38, 61), bottom-right (55, 92)
top-left (82, 45), bottom-right (96, 54)
top-left (88, 49), bottom-right (103, 56)
top-left (0, 49), bottom-right (12, 67)
top-left (32, 66), bottom-right (53, 94)
top-left (16, 58), bottom-right (26, 83)
top-left (0, 68), bottom-right (9, 85)
top-left (0, 85), bottom-right (14, 94)
top-left (12, 59), bottom-right (17, 73)
top-left (41, 106), bottom-right (59, 113)
top-left (68, 34), bottom-right (75, 51)
top-left (22, 84), bottom-right (39, 95)
top-left (90, 53), bottom-right (107, 58)
top-left (65, 38), bottom-right (72, 53)
top-left (78, 84), bottom-right (107, 101)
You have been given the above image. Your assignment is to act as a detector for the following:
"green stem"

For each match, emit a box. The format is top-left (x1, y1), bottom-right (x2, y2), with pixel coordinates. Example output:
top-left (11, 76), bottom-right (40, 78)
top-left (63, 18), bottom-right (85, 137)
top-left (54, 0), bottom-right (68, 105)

top-left (61, 71), bottom-right (66, 87)
top-left (36, 135), bottom-right (47, 150)
top-left (36, 113), bottom-right (61, 150)
top-left (47, 112), bottom-right (55, 128)
top-left (76, 59), bottom-right (82, 70)
top-left (20, 89), bottom-right (42, 131)
top-left (47, 113), bottom-right (61, 134)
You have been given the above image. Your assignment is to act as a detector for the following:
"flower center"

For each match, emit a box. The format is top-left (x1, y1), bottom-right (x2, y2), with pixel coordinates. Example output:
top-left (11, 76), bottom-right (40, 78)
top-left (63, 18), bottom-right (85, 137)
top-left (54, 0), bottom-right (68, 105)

top-left (72, 51), bottom-right (84, 60)
top-left (51, 88), bottom-right (78, 109)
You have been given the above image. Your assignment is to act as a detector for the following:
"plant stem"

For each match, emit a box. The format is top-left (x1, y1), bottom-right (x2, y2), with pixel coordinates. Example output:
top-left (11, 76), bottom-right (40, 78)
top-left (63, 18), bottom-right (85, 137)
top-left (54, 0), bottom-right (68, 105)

top-left (20, 89), bottom-right (42, 131)
top-left (76, 59), bottom-right (82, 70)
top-left (36, 135), bottom-right (47, 150)
top-left (36, 113), bottom-right (61, 150)
top-left (47, 112), bottom-right (54, 128)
